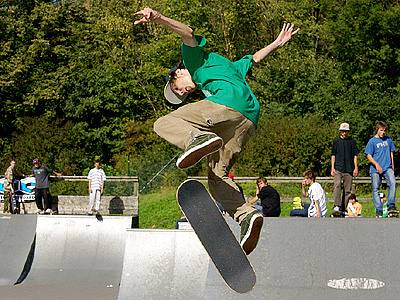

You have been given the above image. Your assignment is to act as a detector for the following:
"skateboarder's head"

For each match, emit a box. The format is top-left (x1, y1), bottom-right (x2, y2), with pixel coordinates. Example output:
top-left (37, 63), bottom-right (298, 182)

top-left (164, 61), bottom-right (196, 104)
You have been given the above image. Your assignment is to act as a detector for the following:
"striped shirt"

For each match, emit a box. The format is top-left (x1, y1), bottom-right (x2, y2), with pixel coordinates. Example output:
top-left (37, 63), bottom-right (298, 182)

top-left (307, 182), bottom-right (327, 217)
top-left (87, 168), bottom-right (106, 190)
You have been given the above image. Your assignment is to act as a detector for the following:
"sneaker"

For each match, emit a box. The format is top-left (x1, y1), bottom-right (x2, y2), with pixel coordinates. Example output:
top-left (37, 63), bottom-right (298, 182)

top-left (240, 211), bottom-right (263, 255)
top-left (45, 208), bottom-right (52, 214)
top-left (176, 133), bottom-right (223, 169)
top-left (331, 206), bottom-right (343, 218)
top-left (36, 209), bottom-right (44, 214)
top-left (388, 206), bottom-right (399, 218)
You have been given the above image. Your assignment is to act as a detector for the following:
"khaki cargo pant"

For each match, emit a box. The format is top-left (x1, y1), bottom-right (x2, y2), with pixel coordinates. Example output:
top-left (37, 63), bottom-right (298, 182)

top-left (154, 100), bottom-right (256, 223)
top-left (3, 189), bottom-right (11, 213)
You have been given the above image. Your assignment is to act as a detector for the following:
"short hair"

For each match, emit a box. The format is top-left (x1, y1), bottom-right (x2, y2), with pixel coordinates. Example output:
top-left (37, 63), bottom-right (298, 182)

top-left (256, 176), bottom-right (267, 185)
top-left (375, 121), bottom-right (388, 133)
top-left (348, 193), bottom-right (357, 201)
top-left (167, 61), bottom-right (185, 82)
top-left (303, 169), bottom-right (316, 181)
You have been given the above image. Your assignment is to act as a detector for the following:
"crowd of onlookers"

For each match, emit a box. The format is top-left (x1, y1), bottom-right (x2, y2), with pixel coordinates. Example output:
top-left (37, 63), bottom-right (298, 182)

top-left (245, 121), bottom-right (398, 219)
top-left (2, 121), bottom-right (397, 219)
top-left (1, 159), bottom-right (106, 215)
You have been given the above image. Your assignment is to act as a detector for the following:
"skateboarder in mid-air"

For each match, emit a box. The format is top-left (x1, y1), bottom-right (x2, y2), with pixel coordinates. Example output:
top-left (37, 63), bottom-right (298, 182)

top-left (135, 7), bottom-right (299, 255)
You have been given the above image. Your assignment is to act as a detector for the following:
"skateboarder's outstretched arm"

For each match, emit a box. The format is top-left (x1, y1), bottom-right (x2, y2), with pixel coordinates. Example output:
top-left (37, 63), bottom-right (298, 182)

top-left (134, 7), bottom-right (198, 47)
top-left (252, 23), bottom-right (299, 64)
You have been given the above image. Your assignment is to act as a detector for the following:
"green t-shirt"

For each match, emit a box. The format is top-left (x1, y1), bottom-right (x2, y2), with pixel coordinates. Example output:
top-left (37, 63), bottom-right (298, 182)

top-left (181, 35), bottom-right (260, 125)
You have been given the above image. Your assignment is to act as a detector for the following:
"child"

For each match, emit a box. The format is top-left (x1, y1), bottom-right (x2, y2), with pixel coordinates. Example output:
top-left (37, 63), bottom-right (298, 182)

top-left (346, 193), bottom-right (362, 217)
top-left (301, 170), bottom-right (327, 218)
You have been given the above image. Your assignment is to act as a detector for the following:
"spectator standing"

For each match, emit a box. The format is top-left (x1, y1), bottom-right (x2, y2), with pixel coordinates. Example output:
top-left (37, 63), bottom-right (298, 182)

top-left (301, 170), bottom-right (327, 218)
top-left (331, 122), bottom-right (359, 215)
top-left (32, 159), bottom-right (61, 214)
top-left (253, 177), bottom-right (281, 217)
top-left (365, 121), bottom-right (397, 217)
top-left (87, 160), bottom-right (106, 215)
top-left (3, 160), bottom-right (17, 214)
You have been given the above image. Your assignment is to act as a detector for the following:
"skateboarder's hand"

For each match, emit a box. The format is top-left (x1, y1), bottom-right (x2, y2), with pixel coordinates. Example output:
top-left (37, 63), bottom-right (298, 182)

top-left (273, 22), bottom-right (300, 47)
top-left (134, 7), bottom-right (161, 25)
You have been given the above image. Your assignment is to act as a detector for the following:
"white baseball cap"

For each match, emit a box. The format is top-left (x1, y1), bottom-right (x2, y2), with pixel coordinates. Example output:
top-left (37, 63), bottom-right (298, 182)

top-left (163, 81), bottom-right (187, 105)
top-left (163, 62), bottom-right (187, 105)
top-left (339, 122), bottom-right (350, 131)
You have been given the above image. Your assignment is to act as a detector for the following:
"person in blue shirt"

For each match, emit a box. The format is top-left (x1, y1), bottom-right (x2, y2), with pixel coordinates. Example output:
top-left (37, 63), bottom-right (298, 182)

top-left (365, 121), bottom-right (397, 217)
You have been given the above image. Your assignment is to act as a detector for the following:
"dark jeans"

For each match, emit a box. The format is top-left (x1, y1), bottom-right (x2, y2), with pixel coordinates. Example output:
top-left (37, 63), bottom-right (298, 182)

top-left (35, 188), bottom-right (51, 211)
top-left (290, 203), bottom-right (310, 217)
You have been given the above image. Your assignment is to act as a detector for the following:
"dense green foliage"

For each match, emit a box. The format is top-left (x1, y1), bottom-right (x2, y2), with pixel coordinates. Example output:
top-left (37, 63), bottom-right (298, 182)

top-left (1, 0), bottom-right (399, 190)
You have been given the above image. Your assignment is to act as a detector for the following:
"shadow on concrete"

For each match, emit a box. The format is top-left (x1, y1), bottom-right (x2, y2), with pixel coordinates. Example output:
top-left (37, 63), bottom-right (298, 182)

top-left (108, 196), bottom-right (125, 215)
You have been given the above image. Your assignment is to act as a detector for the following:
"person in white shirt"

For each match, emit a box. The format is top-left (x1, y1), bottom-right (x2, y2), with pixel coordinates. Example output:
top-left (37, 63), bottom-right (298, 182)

top-left (301, 169), bottom-right (327, 218)
top-left (87, 160), bottom-right (106, 215)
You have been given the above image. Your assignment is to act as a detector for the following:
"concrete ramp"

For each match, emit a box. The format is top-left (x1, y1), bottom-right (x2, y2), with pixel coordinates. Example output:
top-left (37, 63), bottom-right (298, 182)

top-left (1, 215), bottom-right (131, 300)
top-left (118, 230), bottom-right (211, 300)
top-left (0, 215), bottom-right (37, 286)
top-left (118, 218), bottom-right (399, 300)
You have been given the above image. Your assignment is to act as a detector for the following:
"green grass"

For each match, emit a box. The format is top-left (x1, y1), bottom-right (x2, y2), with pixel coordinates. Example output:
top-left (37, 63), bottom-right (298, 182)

top-left (138, 185), bottom-right (381, 229)
top-left (138, 187), bottom-right (182, 229)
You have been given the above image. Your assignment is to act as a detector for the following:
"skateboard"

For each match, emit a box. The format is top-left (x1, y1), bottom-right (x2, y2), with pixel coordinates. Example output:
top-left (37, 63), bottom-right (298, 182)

top-left (177, 179), bottom-right (256, 293)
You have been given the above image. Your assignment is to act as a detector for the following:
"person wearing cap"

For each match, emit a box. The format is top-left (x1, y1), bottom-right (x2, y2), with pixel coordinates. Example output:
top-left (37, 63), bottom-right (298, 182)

top-left (134, 7), bottom-right (298, 255)
top-left (330, 122), bottom-right (359, 216)
top-left (365, 121), bottom-right (397, 217)
top-left (31, 159), bottom-right (61, 214)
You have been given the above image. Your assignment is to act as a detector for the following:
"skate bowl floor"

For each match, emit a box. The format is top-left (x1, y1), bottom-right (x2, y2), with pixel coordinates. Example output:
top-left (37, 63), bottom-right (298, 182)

top-left (0, 216), bottom-right (398, 299)
top-left (0, 215), bottom-right (131, 300)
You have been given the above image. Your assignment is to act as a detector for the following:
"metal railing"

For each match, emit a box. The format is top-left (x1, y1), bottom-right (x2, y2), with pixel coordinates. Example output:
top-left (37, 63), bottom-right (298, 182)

top-left (189, 176), bottom-right (377, 184)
